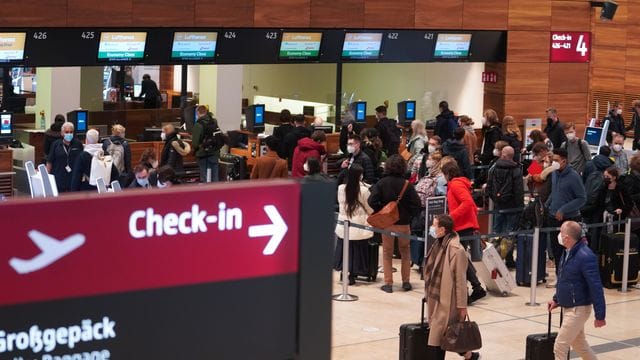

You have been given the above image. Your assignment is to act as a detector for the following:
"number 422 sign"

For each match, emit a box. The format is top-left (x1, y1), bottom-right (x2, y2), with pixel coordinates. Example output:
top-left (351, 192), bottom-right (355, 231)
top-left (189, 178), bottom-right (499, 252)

top-left (550, 32), bottom-right (591, 63)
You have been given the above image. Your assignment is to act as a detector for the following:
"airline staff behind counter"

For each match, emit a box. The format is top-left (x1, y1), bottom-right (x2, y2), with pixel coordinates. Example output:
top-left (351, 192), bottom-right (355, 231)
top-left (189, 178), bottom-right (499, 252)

top-left (46, 122), bottom-right (83, 193)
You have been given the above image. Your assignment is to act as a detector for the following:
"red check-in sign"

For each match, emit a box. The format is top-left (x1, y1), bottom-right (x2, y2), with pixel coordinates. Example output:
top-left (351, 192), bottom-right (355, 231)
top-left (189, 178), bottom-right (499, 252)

top-left (0, 181), bottom-right (301, 306)
top-left (550, 31), bottom-right (591, 63)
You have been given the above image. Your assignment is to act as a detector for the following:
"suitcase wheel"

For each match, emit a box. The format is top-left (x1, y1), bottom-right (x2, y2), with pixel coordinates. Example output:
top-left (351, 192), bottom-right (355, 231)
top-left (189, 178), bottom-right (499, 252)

top-left (501, 291), bottom-right (508, 297)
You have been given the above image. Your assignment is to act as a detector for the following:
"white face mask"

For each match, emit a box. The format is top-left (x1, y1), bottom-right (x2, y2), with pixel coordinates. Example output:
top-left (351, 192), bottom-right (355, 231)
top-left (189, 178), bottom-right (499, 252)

top-left (557, 232), bottom-right (565, 247)
top-left (303, 162), bottom-right (310, 173)
top-left (493, 149), bottom-right (501, 157)
top-left (347, 145), bottom-right (356, 154)
top-left (160, 132), bottom-right (166, 141)
top-left (617, 109), bottom-right (623, 115)
top-left (551, 161), bottom-right (561, 171)
top-left (426, 160), bottom-right (435, 168)
top-left (157, 180), bottom-right (168, 189)
top-left (482, 117), bottom-right (488, 126)
top-left (566, 132), bottom-right (576, 141)
top-left (613, 144), bottom-right (623, 152)
top-left (428, 145), bottom-right (436, 153)
top-left (429, 226), bottom-right (438, 238)
top-left (151, 160), bottom-right (159, 169)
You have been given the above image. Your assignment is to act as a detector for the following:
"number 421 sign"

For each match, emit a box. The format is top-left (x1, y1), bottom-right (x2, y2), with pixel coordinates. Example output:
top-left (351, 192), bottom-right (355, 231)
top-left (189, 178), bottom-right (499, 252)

top-left (550, 32), bottom-right (591, 63)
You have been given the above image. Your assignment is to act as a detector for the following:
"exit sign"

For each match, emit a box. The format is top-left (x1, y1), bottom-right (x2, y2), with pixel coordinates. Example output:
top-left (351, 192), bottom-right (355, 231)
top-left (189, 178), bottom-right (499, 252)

top-left (550, 32), bottom-right (591, 63)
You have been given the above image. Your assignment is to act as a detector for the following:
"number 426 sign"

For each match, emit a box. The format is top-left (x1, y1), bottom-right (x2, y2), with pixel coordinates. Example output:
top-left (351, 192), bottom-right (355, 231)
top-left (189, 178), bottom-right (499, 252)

top-left (550, 31), bottom-right (591, 63)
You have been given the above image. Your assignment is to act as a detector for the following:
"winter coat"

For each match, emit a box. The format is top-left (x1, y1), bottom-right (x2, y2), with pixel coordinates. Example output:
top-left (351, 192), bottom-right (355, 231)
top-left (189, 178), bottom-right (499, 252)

top-left (434, 109), bottom-right (456, 141)
top-left (283, 126), bottom-right (312, 167)
top-left (486, 158), bottom-right (524, 210)
top-left (376, 117), bottom-right (401, 156)
top-left (250, 150), bottom-right (288, 179)
top-left (291, 137), bottom-right (326, 178)
top-left (447, 177), bottom-right (480, 232)
top-left (479, 125), bottom-right (503, 164)
top-left (546, 166), bottom-right (586, 220)
top-left (160, 132), bottom-right (191, 175)
top-left (368, 175), bottom-right (421, 226)
top-left (442, 139), bottom-right (472, 179)
top-left (462, 125), bottom-right (477, 165)
top-left (335, 182), bottom-right (374, 240)
top-left (544, 119), bottom-right (567, 150)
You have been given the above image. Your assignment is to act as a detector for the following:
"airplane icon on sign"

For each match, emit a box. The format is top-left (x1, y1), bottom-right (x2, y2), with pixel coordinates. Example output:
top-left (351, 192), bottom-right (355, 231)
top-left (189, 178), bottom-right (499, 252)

top-left (9, 230), bottom-right (85, 274)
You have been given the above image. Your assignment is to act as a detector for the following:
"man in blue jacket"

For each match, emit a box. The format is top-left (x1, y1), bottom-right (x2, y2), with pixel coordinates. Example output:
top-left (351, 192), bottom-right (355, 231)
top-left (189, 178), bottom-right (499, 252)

top-left (545, 148), bottom-right (586, 282)
top-left (548, 221), bottom-right (606, 360)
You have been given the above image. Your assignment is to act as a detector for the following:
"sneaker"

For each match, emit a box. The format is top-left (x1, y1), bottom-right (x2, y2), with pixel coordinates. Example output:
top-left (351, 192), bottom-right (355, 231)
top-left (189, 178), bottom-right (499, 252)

top-left (505, 260), bottom-right (516, 269)
top-left (468, 288), bottom-right (486, 304)
top-left (348, 275), bottom-right (356, 286)
top-left (381, 285), bottom-right (393, 293)
top-left (402, 282), bottom-right (412, 291)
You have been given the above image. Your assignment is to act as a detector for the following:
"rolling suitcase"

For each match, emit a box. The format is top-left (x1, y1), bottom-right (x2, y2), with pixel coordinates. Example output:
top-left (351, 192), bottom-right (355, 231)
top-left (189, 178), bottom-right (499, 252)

top-left (399, 298), bottom-right (434, 359)
top-left (525, 311), bottom-right (563, 360)
top-left (599, 231), bottom-right (639, 289)
top-left (472, 243), bottom-right (517, 296)
top-left (218, 153), bottom-right (248, 181)
top-left (354, 239), bottom-right (379, 282)
top-left (516, 234), bottom-right (547, 286)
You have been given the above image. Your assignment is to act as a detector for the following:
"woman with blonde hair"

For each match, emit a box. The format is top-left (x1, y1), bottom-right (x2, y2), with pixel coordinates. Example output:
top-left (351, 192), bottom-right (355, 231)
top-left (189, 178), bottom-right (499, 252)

top-left (458, 115), bottom-right (477, 165)
top-left (501, 115), bottom-right (523, 162)
top-left (479, 109), bottom-right (503, 166)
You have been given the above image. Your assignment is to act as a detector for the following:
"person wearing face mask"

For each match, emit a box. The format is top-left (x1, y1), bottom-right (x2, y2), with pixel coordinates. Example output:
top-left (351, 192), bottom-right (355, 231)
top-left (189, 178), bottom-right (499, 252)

top-left (478, 109), bottom-right (503, 165)
top-left (415, 151), bottom-right (445, 201)
top-left (559, 123), bottom-right (591, 175)
top-left (582, 145), bottom-right (613, 183)
top-left (360, 128), bottom-right (386, 179)
top-left (128, 164), bottom-right (154, 189)
top-left (46, 122), bottom-right (84, 192)
top-left (602, 166), bottom-right (633, 225)
top-left (458, 115), bottom-right (477, 165)
top-left (102, 124), bottom-right (132, 187)
top-left (423, 214), bottom-right (480, 360)
top-left (545, 148), bottom-right (586, 283)
top-left (526, 142), bottom-right (555, 203)
top-left (620, 153), bottom-right (640, 222)
top-left (139, 149), bottom-right (159, 171)
top-left (604, 102), bottom-right (625, 144)
top-left (303, 157), bottom-right (329, 182)
top-left (626, 100), bottom-right (640, 150)
top-left (581, 146), bottom-right (613, 252)
top-left (548, 221), bottom-right (606, 360)
top-left (70, 129), bottom-right (120, 192)
top-left (374, 104), bottom-right (402, 156)
top-left (543, 107), bottom-right (567, 150)
top-left (250, 136), bottom-right (288, 179)
top-left (407, 119), bottom-right (428, 165)
top-left (160, 124), bottom-right (191, 177)
top-left (156, 165), bottom-right (180, 188)
top-left (427, 135), bottom-right (442, 155)
top-left (338, 135), bottom-right (376, 185)
top-left (291, 130), bottom-right (326, 178)
top-left (610, 134), bottom-right (629, 173)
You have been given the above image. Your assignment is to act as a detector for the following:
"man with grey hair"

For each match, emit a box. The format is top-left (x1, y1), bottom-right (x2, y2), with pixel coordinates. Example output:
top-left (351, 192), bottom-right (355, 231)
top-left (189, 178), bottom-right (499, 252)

top-left (71, 129), bottom-right (119, 191)
top-left (46, 122), bottom-right (83, 192)
top-left (548, 220), bottom-right (606, 360)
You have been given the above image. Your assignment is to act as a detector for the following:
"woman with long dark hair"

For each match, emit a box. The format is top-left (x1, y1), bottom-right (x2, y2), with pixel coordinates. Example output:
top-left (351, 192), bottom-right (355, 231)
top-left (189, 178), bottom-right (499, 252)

top-left (334, 164), bottom-right (375, 285)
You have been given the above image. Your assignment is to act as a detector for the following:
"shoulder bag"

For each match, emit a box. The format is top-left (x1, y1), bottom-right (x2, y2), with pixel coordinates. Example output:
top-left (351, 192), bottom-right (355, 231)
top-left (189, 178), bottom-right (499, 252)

top-left (441, 314), bottom-right (482, 353)
top-left (367, 181), bottom-right (409, 229)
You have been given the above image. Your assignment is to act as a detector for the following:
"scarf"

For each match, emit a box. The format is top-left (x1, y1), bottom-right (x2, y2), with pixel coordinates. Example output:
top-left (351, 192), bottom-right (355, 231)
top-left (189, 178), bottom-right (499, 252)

top-left (423, 232), bottom-right (454, 301)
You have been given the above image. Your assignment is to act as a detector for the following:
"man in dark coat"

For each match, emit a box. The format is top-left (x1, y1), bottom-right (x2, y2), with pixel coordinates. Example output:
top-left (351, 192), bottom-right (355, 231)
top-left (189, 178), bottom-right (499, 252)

top-left (139, 74), bottom-right (161, 109)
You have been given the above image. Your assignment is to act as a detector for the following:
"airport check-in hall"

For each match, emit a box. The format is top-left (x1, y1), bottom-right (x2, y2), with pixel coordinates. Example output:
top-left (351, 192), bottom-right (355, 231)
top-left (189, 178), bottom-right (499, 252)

top-left (1, 0), bottom-right (640, 359)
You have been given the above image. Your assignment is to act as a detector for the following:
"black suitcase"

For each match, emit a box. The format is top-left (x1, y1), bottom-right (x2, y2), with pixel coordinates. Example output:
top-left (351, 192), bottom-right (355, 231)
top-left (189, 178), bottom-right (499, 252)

top-left (599, 231), bottom-right (640, 289)
top-left (399, 298), bottom-right (433, 359)
top-left (218, 153), bottom-right (248, 181)
top-left (525, 311), bottom-right (562, 360)
top-left (353, 239), bottom-right (379, 282)
top-left (516, 234), bottom-right (546, 286)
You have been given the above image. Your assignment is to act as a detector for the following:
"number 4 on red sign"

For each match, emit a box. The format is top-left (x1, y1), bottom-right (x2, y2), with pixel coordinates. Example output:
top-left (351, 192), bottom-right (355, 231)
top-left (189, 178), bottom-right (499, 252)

top-left (576, 35), bottom-right (587, 56)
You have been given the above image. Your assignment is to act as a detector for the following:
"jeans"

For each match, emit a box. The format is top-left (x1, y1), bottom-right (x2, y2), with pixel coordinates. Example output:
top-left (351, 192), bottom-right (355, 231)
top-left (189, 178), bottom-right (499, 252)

top-left (381, 224), bottom-right (411, 285)
top-left (198, 156), bottom-right (219, 183)
top-left (554, 306), bottom-right (597, 360)
top-left (493, 212), bottom-right (520, 235)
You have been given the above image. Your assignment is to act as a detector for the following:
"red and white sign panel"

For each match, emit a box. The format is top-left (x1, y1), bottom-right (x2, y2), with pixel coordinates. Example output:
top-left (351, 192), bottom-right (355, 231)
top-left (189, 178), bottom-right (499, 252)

top-left (0, 181), bottom-right (301, 307)
top-left (550, 31), bottom-right (591, 63)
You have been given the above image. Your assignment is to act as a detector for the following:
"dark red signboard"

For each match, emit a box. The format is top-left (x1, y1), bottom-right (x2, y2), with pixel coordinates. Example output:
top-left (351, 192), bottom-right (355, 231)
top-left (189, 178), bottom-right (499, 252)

top-left (550, 31), bottom-right (591, 63)
top-left (0, 181), bottom-right (300, 307)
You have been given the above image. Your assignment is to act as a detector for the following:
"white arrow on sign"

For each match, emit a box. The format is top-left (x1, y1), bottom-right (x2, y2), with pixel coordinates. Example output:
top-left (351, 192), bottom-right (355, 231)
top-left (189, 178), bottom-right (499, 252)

top-left (248, 205), bottom-right (288, 255)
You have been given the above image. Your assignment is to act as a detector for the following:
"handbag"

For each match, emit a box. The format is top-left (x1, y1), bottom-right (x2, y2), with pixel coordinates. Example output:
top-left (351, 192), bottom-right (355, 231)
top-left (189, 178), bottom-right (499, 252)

top-left (400, 148), bottom-right (412, 161)
top-left (441, 315), bottom-right (482, 353)
top-left (367, 181), bottom-right (410, 229)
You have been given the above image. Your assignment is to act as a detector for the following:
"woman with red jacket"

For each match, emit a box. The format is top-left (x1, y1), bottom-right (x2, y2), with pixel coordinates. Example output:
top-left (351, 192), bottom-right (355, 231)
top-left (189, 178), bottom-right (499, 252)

top-left (441, 161), bottom-right (486, 304)
top-left (291, 130), bottom-right (327, 178)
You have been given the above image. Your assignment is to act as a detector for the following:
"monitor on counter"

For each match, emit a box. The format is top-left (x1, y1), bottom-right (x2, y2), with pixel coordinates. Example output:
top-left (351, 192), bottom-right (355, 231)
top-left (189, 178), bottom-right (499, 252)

top-left (584, 126), bottom-right (604, 147)
top-left (433, 33), bottom-right (472, 59)
top-left (67, 110), bottom-right (88, 133)
top-left (171, 32), bottom-right (218, 61)
top-left (0, 112), bottom-right (13, 144)
top-left (0, 33), bottom-right (26, 63)
top-left (398, 100), bottom-right (416, 126)
top-left (355, 102), bottom-right (367, 123)
top-left (98, 32), bottom-right (147, 62)
top-left (279, 32), bottom-right (323, 60)
top-left (342, 33), bottom-right (383, 60)
top-left (246, 104), bottom-right (265, 133)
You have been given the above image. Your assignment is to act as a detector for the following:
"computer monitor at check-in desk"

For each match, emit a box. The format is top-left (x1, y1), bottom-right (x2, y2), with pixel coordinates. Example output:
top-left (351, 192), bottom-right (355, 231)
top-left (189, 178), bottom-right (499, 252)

top-left (584, 126), bottom-right (605, 154)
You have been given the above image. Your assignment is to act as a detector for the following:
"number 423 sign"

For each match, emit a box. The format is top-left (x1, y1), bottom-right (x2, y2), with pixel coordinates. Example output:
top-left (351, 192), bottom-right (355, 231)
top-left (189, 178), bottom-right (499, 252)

top-left (550, 32), bottom-right (591, 63)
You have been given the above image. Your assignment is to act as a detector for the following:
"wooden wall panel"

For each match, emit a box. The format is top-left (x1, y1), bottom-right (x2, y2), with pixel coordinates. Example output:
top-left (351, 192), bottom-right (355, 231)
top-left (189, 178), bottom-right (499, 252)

top-left (67, 0), bottom-right (132, 26)
top-left (593, 23), bottom-right (627, 48)
top-left (195, 0), bottom-right (254, 27)
top-left (504, 93), bottom-right (549, 121)
top-left (310, 0), bottom-right (364, 28)
top-left (365, 0), bottom-right (415, 28)
top-left (591, 46), bottom-right (627, 70)
top-left (505, 63), bottom-right (550, 94)
top-left (551, 1), bottom-right (590, 31)
top-left (506, 31), bottom-right (550, 63)
top-left (132, 0), bottom-right (195, 26)
top-left (548, 93), bottom-right (589, 125)
top-left (484, 63), bottom-right (506, 94)
top-left (625, 70), bottom-right (640, 95)
top-left (0, 0), bottom-right (68, 26)
top-left (549, 63), bottom-right (589, 94)
top-left (628, 2), bottom-right (640, 25)
top-left (414, 0), bottom-right (462, 29)
top-left (592, 67), bottom-right (626, 93)
top-left (484, 93), bottom-right (505, 119)
top-left (462, 0), bottom-right (508, 30)
top-left (508, 0), bottom-right (551, 30)
top-left (254, 0), bottom-right (310, 27)
top-left (626, 26), bottom-right (640, 49)
top-left (627, 47), bottom-right (640, 71)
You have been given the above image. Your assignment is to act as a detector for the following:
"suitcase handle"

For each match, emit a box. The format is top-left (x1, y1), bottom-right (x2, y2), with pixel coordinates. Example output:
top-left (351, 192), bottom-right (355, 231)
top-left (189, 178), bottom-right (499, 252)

top-left (421, 298), bottom-right (427, 328)
top-left (548, 308), bottom-right (564, 337)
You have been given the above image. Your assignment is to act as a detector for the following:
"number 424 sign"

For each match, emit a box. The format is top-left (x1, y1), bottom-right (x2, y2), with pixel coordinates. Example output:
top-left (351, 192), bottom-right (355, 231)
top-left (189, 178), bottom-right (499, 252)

top-left (550, 31), bottom-right (591, 63)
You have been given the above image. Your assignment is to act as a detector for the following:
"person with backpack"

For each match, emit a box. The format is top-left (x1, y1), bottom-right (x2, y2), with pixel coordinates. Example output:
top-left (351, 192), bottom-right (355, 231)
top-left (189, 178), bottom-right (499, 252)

top-left (291, 130), bottom-right (326, 178)
top-left (71, 129), bottom-right (119, 192)
top-left (442, 127), bottom-right (473, 179)
top-left (434, 100), bottom-right (457, 142)
top-left (282, 114), bottom-right (312, 169)
top-left (160, 123), bottom-right (191, 176)
top-left (46, 122), bottom-right (84, 193)
top-left (374, 105), bottom-right (401, 156)
top-left (102, 124), bottom-right (132, 187)
top-left (192, 105), bottom-right (223, 183)
top-left (560, 122), bottom-right (591, 175)
top-left (273, 109), bottom-right (295, 159)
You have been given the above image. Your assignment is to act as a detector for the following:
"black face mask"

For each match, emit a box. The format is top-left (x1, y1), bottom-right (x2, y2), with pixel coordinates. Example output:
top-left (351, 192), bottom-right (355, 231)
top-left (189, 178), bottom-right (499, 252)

top-left (603, 178), bottom-right (612, 186)
top-left (547, 117), bottom-right (554, 125)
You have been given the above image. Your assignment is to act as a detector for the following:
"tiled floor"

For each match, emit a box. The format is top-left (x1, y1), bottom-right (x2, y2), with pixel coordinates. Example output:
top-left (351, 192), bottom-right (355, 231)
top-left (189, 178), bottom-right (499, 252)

top-left (331, 258), bottom-right (640, 359)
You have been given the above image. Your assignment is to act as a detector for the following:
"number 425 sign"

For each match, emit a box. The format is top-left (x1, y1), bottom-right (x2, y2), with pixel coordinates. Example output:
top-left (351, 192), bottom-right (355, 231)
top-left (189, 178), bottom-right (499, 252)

top-left (550, 31), bottom-right (591, 63)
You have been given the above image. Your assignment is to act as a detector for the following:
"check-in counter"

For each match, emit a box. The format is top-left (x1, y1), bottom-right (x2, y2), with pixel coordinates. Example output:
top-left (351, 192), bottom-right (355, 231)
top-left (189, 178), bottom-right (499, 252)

top-left (0, 148), bottom-right (14, 198)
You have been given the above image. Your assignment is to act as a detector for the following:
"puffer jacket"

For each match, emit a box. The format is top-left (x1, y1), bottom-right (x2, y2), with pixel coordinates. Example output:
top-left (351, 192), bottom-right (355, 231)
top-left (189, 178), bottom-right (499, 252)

top-left (553, 241), bottom-right (606, 321)
top-left (291, 137), bottom-right (326, 178)
top-left (447, 176), bottom-right (479, 232)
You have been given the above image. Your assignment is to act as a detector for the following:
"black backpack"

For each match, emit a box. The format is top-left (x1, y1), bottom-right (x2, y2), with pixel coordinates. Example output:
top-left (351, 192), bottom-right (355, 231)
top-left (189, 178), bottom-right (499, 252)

top-left (488, 166), bottom-right (515, 205)
top-left (198, 117), bottom-right (225, 152)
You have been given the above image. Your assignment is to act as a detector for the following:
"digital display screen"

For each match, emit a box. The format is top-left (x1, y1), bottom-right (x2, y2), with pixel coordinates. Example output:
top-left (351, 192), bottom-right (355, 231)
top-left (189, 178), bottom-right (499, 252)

top-left (279, 32), bottom-right (322, 60)
top-left (585, 126), bottom-right (603, 146)
top-left (254, 105), bottom-right (265, 125)
top-left (76, 111), bottom-right (88, 132)
top-left (342, 33), bottom-right (383, 60)
top-left (1, 113), bottom-right (12, 135)
top-left (171, 32), bottom-right (217, 61)
top-left (0, 33), bottom-right (26, 62)
top-left (433, 34), bottom-right (472, 59)
top-left (355, 102), bottom-right (366, 122)
top-left (98, 32), bottom-right (147, 61)
top-left (405, 101), bottom-right (416, 121)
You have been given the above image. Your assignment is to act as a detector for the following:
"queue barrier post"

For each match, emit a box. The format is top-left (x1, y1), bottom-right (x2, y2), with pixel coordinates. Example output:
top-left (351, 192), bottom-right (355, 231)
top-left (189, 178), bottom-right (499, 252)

top-left (526, 226), bottom-right (541, 306)
top-left (487, 198), bottom-right (494, 235)
top-left (333, 220), bottom-right (358, 302)
top-left (620, 218), bottom-right (632, 293)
